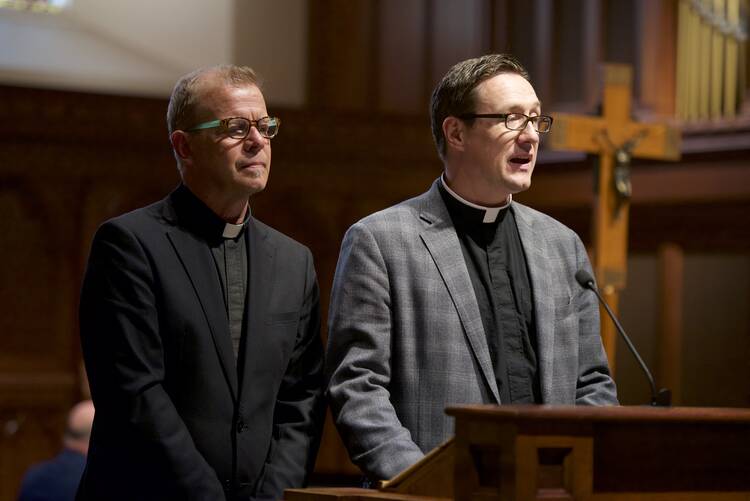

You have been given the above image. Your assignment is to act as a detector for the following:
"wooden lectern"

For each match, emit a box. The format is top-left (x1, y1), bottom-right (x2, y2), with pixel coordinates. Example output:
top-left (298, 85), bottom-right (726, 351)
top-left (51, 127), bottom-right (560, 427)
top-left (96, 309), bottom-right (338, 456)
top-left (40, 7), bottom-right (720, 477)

top-left (285, 405), bottom-right (750, 501)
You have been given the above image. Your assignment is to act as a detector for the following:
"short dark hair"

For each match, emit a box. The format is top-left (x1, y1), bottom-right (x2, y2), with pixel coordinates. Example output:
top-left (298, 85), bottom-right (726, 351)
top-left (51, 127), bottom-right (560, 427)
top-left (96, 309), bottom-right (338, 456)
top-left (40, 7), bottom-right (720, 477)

top-left (166, 65), bottom-right (262, 136)
top-left (429, 54), bottom-right (530, 161)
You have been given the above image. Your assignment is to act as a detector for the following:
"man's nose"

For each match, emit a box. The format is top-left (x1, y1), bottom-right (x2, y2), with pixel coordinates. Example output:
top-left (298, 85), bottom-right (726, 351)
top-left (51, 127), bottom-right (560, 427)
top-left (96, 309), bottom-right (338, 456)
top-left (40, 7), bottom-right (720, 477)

top-left (517, 120), bottom-right (540, 143)
top-left (243, 126), bottom-right (266, 149)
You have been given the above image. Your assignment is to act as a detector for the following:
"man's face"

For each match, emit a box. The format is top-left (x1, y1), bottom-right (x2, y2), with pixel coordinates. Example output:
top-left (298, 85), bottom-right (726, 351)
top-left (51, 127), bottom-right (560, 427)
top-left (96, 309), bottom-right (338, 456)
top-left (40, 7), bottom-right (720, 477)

top-left (182, 82), bottom-right (271, 199)
top-left (460, 72), bottom-right (541, 199)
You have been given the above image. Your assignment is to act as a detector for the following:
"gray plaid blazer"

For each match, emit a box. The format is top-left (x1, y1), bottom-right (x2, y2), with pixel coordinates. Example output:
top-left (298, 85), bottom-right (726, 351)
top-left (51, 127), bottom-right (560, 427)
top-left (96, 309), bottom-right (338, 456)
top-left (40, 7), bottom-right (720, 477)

top-left (326, 179), bottom-right (617, 481)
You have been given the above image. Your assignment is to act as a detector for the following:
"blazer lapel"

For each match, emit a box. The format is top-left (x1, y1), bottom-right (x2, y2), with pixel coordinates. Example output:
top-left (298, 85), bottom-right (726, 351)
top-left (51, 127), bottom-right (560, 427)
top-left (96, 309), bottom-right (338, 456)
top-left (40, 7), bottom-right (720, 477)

top-left (166, 228), bottom-right (239, 401)
top-left (238, 218), bottom-right (275, 404)
top-left (419, 182), bottom-right (500, 403)
top-left (512, 203), bottom-right (555, 403)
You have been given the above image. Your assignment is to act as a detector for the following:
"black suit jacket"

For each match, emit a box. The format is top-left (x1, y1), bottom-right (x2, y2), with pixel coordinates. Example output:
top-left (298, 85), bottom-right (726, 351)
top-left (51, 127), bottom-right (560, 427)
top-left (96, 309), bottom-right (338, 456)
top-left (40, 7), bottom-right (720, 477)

top-left (77, 186), bottom-right (324, 500)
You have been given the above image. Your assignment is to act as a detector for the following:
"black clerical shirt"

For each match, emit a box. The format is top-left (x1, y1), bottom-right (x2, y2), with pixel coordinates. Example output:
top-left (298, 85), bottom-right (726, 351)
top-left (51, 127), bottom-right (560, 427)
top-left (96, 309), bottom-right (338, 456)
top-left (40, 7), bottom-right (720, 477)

top-left (172, 185), bottom-right (248, 364)
top-left (439, 179), bottom-right (541, 404)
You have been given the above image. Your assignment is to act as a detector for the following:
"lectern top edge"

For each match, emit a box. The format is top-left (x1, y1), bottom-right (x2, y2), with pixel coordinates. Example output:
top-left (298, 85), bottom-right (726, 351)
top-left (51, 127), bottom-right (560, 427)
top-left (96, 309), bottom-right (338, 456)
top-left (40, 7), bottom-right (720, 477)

top-left (445, 404), bottom-right (750, 424)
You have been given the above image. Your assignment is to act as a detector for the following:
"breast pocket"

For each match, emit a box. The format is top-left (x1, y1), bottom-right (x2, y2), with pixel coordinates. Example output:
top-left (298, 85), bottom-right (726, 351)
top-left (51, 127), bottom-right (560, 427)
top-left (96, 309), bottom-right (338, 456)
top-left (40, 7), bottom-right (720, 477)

top-left (255, 312), bottom-right (299, 378)
top-left (267, 311), bottom-right (298, 325)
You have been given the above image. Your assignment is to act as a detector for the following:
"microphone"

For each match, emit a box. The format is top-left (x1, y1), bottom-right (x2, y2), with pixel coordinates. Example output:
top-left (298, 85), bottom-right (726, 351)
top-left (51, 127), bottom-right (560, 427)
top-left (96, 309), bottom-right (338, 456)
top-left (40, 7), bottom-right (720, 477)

top-left (575, 269), bottom-right (671, 407)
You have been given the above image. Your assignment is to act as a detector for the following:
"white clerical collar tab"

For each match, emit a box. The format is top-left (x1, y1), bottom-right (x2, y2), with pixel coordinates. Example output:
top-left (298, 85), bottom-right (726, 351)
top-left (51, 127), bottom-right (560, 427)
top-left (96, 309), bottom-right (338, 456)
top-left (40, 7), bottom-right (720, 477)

top-left (222, 222), bottom-right (244, 239)
top-left (441, 175), bottom-right (512, 223)
top-left (481, 206), bottom-right (503, 223)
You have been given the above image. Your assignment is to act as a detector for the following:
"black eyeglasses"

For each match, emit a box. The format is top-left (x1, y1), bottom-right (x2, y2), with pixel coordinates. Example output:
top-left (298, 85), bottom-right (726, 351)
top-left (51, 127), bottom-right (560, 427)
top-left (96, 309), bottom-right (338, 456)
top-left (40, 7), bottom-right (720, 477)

top-left (186, 116), bottom-right (281, 139)
top-left (458, 113), bottom-right (553, 133)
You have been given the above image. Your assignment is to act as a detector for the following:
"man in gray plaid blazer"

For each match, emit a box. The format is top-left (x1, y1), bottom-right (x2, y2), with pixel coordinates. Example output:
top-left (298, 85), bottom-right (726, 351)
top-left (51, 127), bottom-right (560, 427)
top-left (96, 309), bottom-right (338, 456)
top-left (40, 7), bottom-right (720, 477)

top-left (326, 54), bottom-right (618, 482)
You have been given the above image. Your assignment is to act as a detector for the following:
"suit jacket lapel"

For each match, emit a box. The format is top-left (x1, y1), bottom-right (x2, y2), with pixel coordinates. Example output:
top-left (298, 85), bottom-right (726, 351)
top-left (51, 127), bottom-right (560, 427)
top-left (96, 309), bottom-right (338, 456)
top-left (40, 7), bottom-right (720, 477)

top-left (166, 228), bottom-right (239, 401)
top-left (419, 181), bottom-right (500, 403)
top-left (512, 203), bottom-right (555, 403)
top-left (238, 217), bottom-right (274, 404)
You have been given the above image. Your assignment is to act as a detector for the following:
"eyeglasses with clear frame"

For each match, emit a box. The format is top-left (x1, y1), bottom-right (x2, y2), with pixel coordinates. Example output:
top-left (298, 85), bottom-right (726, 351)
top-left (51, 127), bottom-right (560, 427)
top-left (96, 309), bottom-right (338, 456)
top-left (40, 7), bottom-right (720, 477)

top-left (186, 116), bottom-right (281, 139)
top-left (458, 113), bottom-right (553, 133)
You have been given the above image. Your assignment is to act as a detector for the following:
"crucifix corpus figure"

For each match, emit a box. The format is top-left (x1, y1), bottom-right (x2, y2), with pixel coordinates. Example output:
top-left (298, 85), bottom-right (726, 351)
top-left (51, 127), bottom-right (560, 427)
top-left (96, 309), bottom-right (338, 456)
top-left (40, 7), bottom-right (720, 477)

top-left (549, 64), bottom-right (681, 372)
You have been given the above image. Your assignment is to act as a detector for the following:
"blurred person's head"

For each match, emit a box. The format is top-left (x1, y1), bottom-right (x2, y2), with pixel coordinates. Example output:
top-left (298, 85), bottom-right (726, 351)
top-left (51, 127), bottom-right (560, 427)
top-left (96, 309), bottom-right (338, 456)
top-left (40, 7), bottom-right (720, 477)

top-left (63, 400), bottom-right (94, 455)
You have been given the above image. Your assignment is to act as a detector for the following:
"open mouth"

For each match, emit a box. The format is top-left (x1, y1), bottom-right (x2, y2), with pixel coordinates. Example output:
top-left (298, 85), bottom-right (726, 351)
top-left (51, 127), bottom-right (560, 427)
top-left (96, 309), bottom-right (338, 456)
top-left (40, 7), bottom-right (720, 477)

top-left (509, 156), bottom-right (531, 166)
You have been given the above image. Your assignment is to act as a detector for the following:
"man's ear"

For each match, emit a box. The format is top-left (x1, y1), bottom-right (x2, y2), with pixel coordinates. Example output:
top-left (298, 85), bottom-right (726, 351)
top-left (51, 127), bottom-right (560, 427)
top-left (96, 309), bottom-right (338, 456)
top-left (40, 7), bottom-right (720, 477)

top-left (442, 116), bottom-right (466, 153)
top-left (170, 130), bottom-right (192, 162)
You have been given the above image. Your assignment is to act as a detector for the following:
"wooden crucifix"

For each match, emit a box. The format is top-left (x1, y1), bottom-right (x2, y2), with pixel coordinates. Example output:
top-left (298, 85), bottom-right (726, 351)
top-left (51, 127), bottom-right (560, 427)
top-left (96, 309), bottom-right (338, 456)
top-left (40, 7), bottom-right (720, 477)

top-left (549, 64), bottom-right (681, 373)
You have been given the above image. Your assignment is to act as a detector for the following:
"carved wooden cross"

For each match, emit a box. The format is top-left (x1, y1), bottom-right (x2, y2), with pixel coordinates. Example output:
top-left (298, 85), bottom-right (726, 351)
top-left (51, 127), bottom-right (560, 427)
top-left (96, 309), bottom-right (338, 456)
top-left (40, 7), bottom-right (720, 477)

top-left (549, 64), bottom-right (681, 372)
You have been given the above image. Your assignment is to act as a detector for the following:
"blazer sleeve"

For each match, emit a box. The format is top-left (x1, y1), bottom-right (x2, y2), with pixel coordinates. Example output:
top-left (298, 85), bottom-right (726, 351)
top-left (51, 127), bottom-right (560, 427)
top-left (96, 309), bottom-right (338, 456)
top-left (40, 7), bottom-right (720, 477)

top-left (325, 222), bottom-right (425, 481)
top-left (79, 221), bottom-right (224, 499)
top-left (571, 234), bottom-right (619, 405)
top-left (256, 248), bottom-right (326, 500)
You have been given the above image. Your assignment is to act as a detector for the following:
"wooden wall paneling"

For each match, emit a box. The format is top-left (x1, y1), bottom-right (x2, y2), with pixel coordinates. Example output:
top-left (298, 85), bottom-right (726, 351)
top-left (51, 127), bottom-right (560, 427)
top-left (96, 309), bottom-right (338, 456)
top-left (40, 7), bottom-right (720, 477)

top-left (490, 0), bottom-right (554, 105)
top-left (657, 243), bottom-right (684, 404)
top-left (549, 0), bottom-right (604, 113)
top-left (307, 0), bottom-right (379, 111)
top-left (514, 161), bottom-right (593, 209)
top-left (680, 253), bottom-right (750, 407)
top-left (638, 0), bottom-right (678, 117)
top-left (603, 0), bottom-right (639, 89)
top-left (488, 0), bottom-right (510, 52)
top-left (629, 155), bottom-right (750, 205)
top-left (378, 0), bottom-right (428, 114)
top-left (428, 0), bottom-right (487, 89)
top-left (0, 178), bottom-right (73, 373)
top-left (507, 0), bottom-right (534, 67)
top-left (0, 87), bottom-right (169, 150)
top-left (616, 254), bottom-right (659, 405)
top-left (530, 0), bottom-right (554, 106)
top-left (551, 0), bottom-right (586, 107)
top-left (629, 201), bottom-right (750, 253)
top-left (312, 413), bottom-right (360, 479)
top-left (582, 0), bottom-right (604, 112)
top-left (57, 179), bottom-right (93, 374)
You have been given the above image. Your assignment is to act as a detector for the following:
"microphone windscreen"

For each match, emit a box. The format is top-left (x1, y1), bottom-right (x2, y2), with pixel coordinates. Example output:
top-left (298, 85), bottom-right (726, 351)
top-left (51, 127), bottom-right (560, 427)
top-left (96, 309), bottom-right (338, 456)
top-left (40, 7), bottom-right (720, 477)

top-left (575, 269), bottom-right (595, 288)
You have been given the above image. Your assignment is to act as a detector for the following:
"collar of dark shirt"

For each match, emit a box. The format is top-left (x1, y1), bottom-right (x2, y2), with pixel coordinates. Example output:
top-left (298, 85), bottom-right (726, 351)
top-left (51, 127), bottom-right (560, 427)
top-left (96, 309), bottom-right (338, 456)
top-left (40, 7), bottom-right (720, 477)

top-left (439, 174), bottom-right (511, 224)
top-left (438, 175), bottom-right (511, 232)
top-left (171, 184), bottom-right (250, 244)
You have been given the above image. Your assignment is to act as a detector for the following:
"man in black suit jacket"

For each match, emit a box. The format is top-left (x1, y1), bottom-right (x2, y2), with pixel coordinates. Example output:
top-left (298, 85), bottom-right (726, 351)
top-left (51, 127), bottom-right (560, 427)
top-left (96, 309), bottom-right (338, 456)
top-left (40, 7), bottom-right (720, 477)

top-left (77, 65), bottom-right (325, 501)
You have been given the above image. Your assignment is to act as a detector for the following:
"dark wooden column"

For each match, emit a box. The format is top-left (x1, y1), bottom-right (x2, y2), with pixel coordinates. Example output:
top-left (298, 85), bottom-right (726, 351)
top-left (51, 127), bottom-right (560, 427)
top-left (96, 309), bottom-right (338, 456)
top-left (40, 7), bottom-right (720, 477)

top-left (657, 242), bottom-right (684, 404)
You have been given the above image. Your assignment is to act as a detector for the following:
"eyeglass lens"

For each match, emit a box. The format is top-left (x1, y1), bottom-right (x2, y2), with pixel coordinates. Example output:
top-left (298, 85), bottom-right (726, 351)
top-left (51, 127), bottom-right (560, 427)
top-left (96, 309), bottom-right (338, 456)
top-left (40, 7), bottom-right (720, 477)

top-left (226, 117), bottom-right (279, 139)
top-left (506, 113), bottom-right (551, 132)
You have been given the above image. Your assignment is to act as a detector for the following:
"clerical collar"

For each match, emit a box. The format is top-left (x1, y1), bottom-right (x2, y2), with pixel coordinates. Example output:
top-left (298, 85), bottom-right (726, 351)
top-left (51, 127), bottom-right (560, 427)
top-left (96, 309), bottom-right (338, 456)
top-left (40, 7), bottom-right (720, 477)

top-left (440, 175), bottom-right (512, 223)
top-left (171, 184), bottom-right (250, 242)
top-left (222, 221), bottom-right (245, 239)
